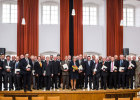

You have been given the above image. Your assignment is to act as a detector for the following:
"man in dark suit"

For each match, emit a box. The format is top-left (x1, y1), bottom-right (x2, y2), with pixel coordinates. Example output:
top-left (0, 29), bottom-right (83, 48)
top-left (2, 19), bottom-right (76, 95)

top-left (76, 54), bottom-right (85, 89)
top-left (3, 55), bottom-right (14, 91)
top-left (20, 53), bottom-right (33, 92)
top-left (109, 57), bottom-right (119, 89)
top-left (118, 55), bottom-right (127, 89)
top-left (92, 55), bottom-right (96, 64)
top-left (13, 56), bottom-right (21, 91)
top-left (52, 56), bottom-right (60, 89)
top-left (92, 59), bottom-right (101, 90)
top-left (100, 58), bottom-right (109, 90)
top-left (30, 55), bottom-right (36, 89)
top-left (57, 54), bottom-right (62, 88)
top-left (84, 56), bottom-right (93, 89)
top-left (126, 56), bottom-right (136, 89)
top-left (0, 58), bottom-right (3, 91)
top-left (43, 56), bottom-right (53, 90)
top-left (0, 54), bottom-right (6, 88)
top-left (34, 56), bottom-right (43, 90)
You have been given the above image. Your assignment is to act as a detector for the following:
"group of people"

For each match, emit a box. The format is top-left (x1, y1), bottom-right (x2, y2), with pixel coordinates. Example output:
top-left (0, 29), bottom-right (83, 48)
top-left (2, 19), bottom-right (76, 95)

top-left (0, 53), bottom-right (140, 92)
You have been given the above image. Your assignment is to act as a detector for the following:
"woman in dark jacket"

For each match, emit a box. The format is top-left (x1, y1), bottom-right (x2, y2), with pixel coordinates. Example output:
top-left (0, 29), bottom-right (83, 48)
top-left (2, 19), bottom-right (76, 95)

top-left (69, 56), bottom-right (79, 90)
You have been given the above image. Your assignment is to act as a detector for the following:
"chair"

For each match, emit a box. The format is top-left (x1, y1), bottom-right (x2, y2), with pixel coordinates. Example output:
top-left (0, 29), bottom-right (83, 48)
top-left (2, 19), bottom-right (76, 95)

top-left (103, 98), bottom-right (115, 100)
top-left (47, 96), bottom-right (60, 100)
top-left (133, 97), bottom-right (140, 100)
top-left (0, 97), bottom-right (12, 100)
top-left (32, 97), bottom-right (44, 100)
top-left (15, 97), bottom-right (28, 100)
top-left (118, 98), bottom-right (130, 100)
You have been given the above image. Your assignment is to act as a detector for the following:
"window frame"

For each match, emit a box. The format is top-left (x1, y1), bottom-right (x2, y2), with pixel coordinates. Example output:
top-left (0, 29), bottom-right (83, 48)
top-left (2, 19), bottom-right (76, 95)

top-left (41, 1), bottom-right (59, 25)
top-left (83, 3), bottom-right (98, 26)
top-left (123, 5), bottom-right (135, 27)
top-left (2, 1), bottom-right (17, 24)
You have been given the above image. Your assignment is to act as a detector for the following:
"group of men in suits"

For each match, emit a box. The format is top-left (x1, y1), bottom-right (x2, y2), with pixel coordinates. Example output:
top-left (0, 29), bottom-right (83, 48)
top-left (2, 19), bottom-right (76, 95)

top-left (0, 53), bottom-right (139, 92)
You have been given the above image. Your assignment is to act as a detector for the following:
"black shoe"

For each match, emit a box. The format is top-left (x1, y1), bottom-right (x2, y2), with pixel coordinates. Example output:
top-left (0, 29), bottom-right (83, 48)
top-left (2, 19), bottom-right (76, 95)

top-left (28, 89), bottom-right (32, 91)
top-left (4, 89), bottom-right (7, 91)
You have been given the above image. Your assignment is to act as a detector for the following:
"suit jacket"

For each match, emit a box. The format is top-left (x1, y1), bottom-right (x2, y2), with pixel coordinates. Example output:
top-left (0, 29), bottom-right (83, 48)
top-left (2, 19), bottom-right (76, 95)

top-left (43, 61), bottom-right (53, 76)
top-left (13, 61), bottom-right (21, 75)
top-left (0, 60), bottom-right (3, 74)
top-left (101, 61), bottom-right (110, 73)
top-left (61, 60), bottom-right (69, 76)
top-left (76, 59), bottom-right (85, 73)
top-left (126, 60), bottom-right (136, 76)
top-left (20, 58), bottom-right (33, 74)
top-left (84, 60), bottom-right (93, 75)
top-left (136, 61), bottom-right (140, 74)
top-left (109, 61), bottom-right (119, 72)
top-left (92, 63), bottom-right (101, 77)
top-left (52, 60), bottom-right (60, 75)
top-left (3, 60), bottom-right (14, 74)
top-left (118, 60), bottom-right (127, 72)
top-left (34, 61), bottom-right (43, 76)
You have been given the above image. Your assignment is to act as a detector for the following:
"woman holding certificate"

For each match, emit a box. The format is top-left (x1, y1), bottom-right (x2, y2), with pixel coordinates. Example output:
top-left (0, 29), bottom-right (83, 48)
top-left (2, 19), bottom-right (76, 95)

top-left (69, 56), bottom-right (79, 91)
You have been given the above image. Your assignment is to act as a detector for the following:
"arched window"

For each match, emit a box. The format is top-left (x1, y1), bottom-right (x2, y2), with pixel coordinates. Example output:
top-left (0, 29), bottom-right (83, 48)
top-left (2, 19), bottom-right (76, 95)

top-left (41, 1), bottom-right (59, 24)
top-left (83, 3), bottom-right (98, 25)
top-left (1, 0), bottom-right (17, 23)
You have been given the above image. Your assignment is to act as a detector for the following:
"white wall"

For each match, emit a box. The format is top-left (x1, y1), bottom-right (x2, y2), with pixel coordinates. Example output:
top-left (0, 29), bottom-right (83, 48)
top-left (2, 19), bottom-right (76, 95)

top-left (39, 0), bottom-right (60, 55)
top-left (0, 1), bottom-right (17, 54)
top-left (123, 27), bottom-right (140, 55)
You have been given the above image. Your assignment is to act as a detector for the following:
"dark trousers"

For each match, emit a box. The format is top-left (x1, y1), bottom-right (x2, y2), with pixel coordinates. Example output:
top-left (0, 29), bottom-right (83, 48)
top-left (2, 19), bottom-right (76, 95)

top-left (85, 74), bottom-right (92, 89)
top-left (14, 74), bottom-right (21, 90)
top-left (32, 75), bottom-right (36, 89)
top-left (52, 74), bottom-right (58, 88)
top-left (101, 72), bottom-right (108, 89)
top-left (45, 75), bottom-right (51, 90)
top-left (109, 72), bottom-right (117, 89)
top-left (126, 74), bottom-right (133, 89)
top-left (23, 72), bottom-right (31, 90)
top-left (58, 73), bottom-right (62, 88)
top-left (0, 73), bottom-right (2, 90)
top-left (118, 72), bottom-right (125, 88)
top-left (62, 75), bottom-right (69, 89)
top-left (93, 74), bottom-right (100, 90)
top-left (77, 73), bottom-right (84, 89)
top-left (36, 75), bottom-right (43, 89)
top-left (4, 73), bottom-right (13, 89)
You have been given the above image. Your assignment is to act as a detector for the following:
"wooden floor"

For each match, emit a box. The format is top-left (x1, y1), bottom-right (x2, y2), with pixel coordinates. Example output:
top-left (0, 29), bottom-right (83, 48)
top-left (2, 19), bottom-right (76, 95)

top-left (0, 88), bottom-right (140, 100)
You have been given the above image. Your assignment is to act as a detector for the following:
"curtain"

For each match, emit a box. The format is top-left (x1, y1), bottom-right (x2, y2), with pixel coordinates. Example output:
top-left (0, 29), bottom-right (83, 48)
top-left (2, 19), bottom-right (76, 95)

top-left (73, 0), bottom-right (83, 56)
top-left (60, 0), bottom-right (70, 60)
top-left (107, 0), bottom-right (123, 56)
top-left (17, 0), bottom-right (39, 56)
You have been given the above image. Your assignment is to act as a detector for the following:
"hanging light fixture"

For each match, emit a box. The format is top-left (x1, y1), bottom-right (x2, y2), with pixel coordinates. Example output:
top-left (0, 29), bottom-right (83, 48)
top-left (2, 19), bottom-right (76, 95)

top-left (22, 0), bottom-right (25, 25)
top-left (120, 0), bottom-right (123, 26)
top-left (71, 0), bottom-right (76, 16)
